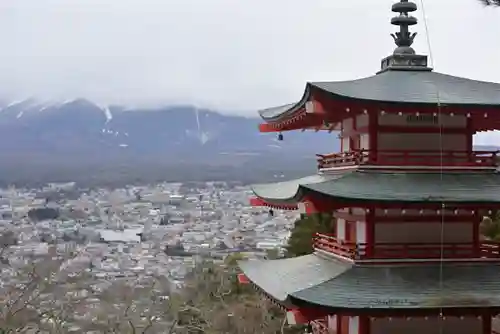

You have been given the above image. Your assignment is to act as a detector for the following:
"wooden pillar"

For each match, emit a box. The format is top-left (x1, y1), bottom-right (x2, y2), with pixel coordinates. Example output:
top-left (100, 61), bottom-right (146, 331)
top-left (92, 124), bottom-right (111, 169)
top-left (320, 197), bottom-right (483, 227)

top-left (340, 121), bottom-right (344, 152)
top-left (482, 314), bottom-right (491, 334)
top-left (359, 316), bottom-right (371, 334)
top-left (338, 315), bottom-right (350, 334)
top-left (345, 208), bottom-right (353, 242)
top-left (368, 111), bottom-right (378, 163)
top-left (473, 211), bottom-right (481, 256)
top-left (365, 209), bottom-right (375, 257)
top-left (466, 117), bottom-right (473, 153)
top-left (350, 116), bottom-right (357, 151)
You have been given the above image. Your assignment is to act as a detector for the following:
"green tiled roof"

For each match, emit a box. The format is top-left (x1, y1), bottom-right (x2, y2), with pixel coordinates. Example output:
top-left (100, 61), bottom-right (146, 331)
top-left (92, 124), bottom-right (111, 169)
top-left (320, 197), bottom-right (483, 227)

top-left (313, 71), bottom-right (500, 107)
top-left (291, 261), bottom-right (500, 309)
top-left (238, 254), bottom-right (350, 305)
top-left (252, 171), bottom-right (500, 204)
top-left (251, 174), bottom-right (340, 204)
top-left (239, 254), bottom-right (500, 310)
top-left (259, 71), bottom-right (500, 121)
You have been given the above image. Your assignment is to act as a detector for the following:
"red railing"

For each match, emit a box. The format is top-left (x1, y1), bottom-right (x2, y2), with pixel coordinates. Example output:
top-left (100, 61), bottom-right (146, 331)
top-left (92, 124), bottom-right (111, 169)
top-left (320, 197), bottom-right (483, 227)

top-left (317, 151), bottom-right (367, 168)
top-left (313, 233), bottom-right (500, 261)
top-left (313, 234), bottom-right (356, 259)
top-left (317, 150), bottom-right (498, 169)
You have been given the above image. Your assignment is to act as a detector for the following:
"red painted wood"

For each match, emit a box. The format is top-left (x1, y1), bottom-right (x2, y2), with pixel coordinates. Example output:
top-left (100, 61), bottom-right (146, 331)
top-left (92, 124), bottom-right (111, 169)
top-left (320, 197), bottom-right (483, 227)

top-left (313, 233), bottom-right (500, 261)
top-left (483, 315), bottom-right (492, 334)
top-left (340, 316), bottom-right (350, 334)
top-left (360, 316), bottom-right (370, 334)
top-left (474, 211), bottom-right (481, 255)
top-left (374, 214), bottom-right (476, 223)
top-left (249, 197), bottom-right (298, 210)
top-left (368, 112), bottom-right (378, 162)
top-left (237, 273), bottom-right (250, 284)
top-left (466, 117), bottom-right (474, 152)
top-left (377, 125), bottom-right (469, 134)
top-left (317, 149), bottom-right (498, 169)
top-left (365, 210), bottom-right (376, 258)
top-left (334, 210), bottom-right (478, 224)
top-left (313, 234), bottom-right (356, 258)
top-left (257, 86), bottom-right (500, 134)
top-left (350, 116), bottom-right (358, 152)
top-left (305, 197), bottom-right (500, 213)
top-left (334, 211), bottom-right (365, 222)
top-left (349, 220), bottom-right (357, 244)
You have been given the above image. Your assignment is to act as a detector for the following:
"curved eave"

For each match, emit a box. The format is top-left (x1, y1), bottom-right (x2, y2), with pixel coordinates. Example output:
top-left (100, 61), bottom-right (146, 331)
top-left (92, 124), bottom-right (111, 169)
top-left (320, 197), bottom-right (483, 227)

top-left (249, 197), bottom-right (298, 210)
top-left (257, 71), bottom-right (500, 133)
top-left (259, 85), bottom-right (312, 121)
top-left (310, 70), bottom-right (500, 108)
top-left (301, 171), bottom-right (500, 205)
top-left (237, 254), bottom-right (349, 305)
top-left (239, 254), bottom-right (500, 313)
top-left (290, 262), bottom-right (500, 311)
top-left (250, 174), bottom-right (338, 205)
top-left (258, 108), bottom-right (312, 133)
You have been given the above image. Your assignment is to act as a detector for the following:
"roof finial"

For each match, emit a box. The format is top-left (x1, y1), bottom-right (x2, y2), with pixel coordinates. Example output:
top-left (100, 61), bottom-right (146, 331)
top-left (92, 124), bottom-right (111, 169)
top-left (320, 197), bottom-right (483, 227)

top-left (378, 0), bottom-right (431, 73)
top-left (390, 0), bottom-right (418, 55)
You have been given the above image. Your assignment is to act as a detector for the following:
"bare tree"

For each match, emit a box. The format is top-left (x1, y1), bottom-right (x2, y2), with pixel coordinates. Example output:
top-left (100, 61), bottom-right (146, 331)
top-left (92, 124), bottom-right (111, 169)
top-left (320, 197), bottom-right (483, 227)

top-left (0, 241), bottom-right (95, 333)
top-left (478, 0), bottom-right (500, 6)
top-left (0, 229), bottom-right (300, 333)
top-left (0, 234), bottom-right (177, 333)
top-left (174, 255), bottom-right (302, 334)
top-left (83, 276), bottom-right (177, 333)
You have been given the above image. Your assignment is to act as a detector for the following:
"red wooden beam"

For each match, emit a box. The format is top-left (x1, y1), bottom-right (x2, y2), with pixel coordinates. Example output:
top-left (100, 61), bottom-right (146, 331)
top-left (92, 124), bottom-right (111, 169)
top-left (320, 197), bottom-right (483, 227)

top-left (249, 197), bottom-right (298, 210)
top-left (310, 86), bottom-right (500, 133)
top-left (377, 125), bottom-right (470, 134)
top-left (373, 214), bottom-right (477, 223)
top-left (237, 273), bottom-right (250, 284)
top-left (334, 211), bottom-right (365, 222)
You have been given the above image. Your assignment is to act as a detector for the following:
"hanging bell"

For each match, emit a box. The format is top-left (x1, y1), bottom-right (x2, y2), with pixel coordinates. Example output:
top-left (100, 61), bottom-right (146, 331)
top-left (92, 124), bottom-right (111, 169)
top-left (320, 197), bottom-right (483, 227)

top-left (277, 132), bottom-right (283, 141)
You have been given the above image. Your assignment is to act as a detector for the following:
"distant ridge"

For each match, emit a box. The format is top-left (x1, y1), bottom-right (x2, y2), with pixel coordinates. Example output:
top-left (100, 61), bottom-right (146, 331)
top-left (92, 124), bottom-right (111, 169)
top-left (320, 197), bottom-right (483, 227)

top-left (0, 99), bottom-right (338, 186)
top-left (0, 98), bottom-right (338, 160)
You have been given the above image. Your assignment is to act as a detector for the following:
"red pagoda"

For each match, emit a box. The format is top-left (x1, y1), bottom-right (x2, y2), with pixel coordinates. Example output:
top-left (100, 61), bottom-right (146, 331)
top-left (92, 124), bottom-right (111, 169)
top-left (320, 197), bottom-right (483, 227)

top-left (237, 1), bottom-right (500, 333)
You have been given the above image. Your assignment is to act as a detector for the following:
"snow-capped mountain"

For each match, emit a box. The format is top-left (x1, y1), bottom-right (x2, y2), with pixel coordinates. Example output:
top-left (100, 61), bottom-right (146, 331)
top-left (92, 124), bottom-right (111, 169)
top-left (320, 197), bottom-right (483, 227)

top-left (0, 98), bottom-right (339, 163)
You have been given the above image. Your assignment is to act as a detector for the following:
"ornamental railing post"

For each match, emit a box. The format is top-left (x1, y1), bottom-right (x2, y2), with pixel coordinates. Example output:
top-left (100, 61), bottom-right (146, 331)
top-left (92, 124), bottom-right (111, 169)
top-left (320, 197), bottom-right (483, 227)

top-left (355, 243), bottom-right (362, 260)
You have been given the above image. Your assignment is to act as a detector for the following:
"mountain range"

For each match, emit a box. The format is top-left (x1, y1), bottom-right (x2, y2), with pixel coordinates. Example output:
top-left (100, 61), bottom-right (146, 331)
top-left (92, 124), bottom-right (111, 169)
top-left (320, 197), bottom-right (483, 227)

top-left (0, 98), bottom-right (338, 159)
top-left (2, 99), bottom-right (495, 187)
top-left (0, 99), bottom-right (338, 186)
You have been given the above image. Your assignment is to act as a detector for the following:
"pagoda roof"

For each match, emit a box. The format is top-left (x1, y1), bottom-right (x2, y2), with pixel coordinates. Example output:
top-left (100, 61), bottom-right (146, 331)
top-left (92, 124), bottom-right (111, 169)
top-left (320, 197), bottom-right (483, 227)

top-left (260, 71), bottom-right (500, 121)
top-left (238, 254), bottom-right (345, 306)
top-left (252, 171), bottom-right (500, 204)
top-left (251, 174), bottom-right (340, 204)
top-left (239, 253), bottom-right (500, 310)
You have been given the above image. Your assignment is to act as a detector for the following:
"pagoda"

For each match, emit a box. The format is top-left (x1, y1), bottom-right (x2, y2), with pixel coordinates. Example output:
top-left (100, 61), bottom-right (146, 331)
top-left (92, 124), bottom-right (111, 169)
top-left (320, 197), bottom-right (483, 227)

top-left (237, 1), bottom-right (500, 333)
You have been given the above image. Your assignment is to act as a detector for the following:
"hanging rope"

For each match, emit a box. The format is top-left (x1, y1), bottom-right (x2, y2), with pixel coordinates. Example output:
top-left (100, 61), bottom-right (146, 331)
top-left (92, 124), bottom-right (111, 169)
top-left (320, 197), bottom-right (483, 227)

top-left (419, 0), bottom-right (446, 329)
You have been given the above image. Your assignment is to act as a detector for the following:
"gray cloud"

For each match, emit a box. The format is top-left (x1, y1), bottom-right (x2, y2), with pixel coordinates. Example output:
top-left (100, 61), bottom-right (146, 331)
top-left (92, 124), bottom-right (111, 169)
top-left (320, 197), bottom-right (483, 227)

top-left (0, 0), bottom-right (499, 118)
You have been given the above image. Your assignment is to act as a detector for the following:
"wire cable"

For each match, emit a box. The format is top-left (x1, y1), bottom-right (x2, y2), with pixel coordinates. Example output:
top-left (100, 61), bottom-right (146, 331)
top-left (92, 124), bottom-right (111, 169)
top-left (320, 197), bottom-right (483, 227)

top-left (419, 0), bottom-right (446, 329)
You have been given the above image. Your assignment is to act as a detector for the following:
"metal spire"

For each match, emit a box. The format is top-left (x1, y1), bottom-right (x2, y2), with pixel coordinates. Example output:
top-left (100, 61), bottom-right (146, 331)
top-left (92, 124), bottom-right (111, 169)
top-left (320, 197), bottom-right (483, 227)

top-left (390, 0), bottom-right (418, 55)
top-left (378, 0), bottom-right (432, 73)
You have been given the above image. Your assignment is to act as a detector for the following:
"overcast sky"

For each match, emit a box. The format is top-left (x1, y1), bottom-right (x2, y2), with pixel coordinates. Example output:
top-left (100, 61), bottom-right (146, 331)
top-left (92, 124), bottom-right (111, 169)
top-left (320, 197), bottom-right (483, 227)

top-left (0, 0), bottom-right (499, 120)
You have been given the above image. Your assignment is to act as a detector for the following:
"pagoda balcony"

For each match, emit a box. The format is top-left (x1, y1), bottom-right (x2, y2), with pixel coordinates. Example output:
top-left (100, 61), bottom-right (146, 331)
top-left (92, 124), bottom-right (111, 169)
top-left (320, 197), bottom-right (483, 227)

top-left (317, 150), bottom-right (498, 170)
top-left (314, 233), bottom-right (500, 262)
